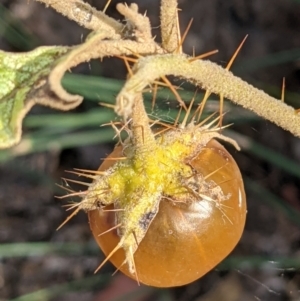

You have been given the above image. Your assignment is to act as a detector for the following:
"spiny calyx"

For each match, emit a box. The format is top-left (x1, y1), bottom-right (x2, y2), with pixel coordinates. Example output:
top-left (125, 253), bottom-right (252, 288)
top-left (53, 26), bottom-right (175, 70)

top-left (76, 119), bottom-right (239, 276)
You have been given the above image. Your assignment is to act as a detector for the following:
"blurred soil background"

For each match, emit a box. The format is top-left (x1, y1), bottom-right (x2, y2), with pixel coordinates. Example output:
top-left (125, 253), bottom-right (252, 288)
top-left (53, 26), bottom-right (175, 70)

top-left (1, 0), bottom-right (300, 300)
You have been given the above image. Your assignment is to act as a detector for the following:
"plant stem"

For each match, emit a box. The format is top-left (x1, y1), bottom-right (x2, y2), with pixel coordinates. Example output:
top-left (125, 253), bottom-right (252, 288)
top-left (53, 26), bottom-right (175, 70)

top-left (35, 0), bottom-right (122, 34)
top-left (131, 94), bottom-right (156, 152)
top-left (160, 0), bottom-right (179, 52)
top-left (117, 54), bottom-right (300, 137)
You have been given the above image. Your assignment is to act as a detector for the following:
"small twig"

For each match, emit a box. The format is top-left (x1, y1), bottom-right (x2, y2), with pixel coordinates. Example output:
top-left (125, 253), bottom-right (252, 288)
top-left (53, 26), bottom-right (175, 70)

top-left (160, 0), bottom-right (180, 52)
top-left (49, 31), bottom-right (112, 103)
top-left (130, 94), bottom-right (156, 151)
top-left (48, 33), bottom-right (163, 103)
top-left (35, 0), bottom-right (122, 34)
top-left (117, 3), bottom-right (153, 43)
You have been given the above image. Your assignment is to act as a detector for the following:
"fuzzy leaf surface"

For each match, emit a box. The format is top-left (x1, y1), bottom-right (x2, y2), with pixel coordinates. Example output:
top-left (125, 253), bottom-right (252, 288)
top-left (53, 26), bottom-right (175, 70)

top-left (0, 46), bottom-right (72, 149)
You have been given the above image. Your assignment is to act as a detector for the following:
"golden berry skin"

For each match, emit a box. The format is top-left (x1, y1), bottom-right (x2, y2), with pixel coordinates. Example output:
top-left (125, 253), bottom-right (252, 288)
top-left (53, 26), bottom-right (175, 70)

top-left (88, 139), bottom-right (246, 287)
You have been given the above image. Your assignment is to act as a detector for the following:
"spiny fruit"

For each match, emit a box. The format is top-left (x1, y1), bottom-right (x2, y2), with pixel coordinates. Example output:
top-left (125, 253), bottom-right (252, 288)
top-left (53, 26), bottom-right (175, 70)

top-left (64, 113), bottom-right (247, 287)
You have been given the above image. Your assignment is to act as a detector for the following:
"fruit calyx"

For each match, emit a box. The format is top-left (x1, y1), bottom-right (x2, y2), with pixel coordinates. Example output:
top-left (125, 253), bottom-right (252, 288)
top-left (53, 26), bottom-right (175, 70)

top-left (74, 96), bottom-right (240, 276)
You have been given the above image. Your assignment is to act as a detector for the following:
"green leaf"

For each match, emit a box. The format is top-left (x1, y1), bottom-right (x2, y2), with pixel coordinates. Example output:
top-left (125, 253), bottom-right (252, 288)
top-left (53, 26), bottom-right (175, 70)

top-left (0, 46), bottom-right (75, 149)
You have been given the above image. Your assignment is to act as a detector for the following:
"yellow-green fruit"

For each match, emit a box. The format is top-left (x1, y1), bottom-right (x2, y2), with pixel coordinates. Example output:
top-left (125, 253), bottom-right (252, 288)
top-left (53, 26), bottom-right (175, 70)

top-left (88, 139), bottom-right (246, 287)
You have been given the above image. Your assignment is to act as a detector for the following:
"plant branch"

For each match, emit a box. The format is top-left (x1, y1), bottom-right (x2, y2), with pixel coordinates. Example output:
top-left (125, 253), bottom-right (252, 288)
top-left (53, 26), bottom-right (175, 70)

top-left (116, 54), bottom-right (300, 137)
top-left (130, 94), bottom-right (156, 151)
top-left (160, 0), bottom-right (180, 52)
top-left (35, 0), bottom-right (122, 34)
top-left (48, 31), bottom-right (111, 103)
top-left (49, 32), bottom-right (163, 103)
top-left (116, 3), bottom-right (153, 43)
top-left (32, 1), bottom-right (300, 139)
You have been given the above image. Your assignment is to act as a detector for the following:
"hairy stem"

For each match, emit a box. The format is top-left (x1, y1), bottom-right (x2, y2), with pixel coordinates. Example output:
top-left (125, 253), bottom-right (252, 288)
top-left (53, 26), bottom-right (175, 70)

top-left (49, 33), bottom-right (163, 103)
top-left (35, 0), bottom-right (122, 34)
top-left (160, 0), bottom-right (179, 52)
top-left (116, 54), bottom-right (300, 137)
top-left (117, 3), bottom-right (153, 43)
top-left (131, 94), bottom-right (156, 152)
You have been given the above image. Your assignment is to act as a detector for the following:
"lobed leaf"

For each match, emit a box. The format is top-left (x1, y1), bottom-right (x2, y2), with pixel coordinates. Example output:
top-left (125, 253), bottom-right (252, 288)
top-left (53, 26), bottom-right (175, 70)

top-left (0, 45), bottom-right (81, 149)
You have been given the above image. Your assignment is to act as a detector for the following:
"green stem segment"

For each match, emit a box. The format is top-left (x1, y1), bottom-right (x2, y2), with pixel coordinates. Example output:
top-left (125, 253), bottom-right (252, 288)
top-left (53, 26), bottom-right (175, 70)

top-left (117, 54), bottom-right (300, 138)
top-left (160, 0), bottom-right (179, 52)
top-left (131, 94), bottom-right (156, 152)
top-left (36, 0), bottom-right (122, 33)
